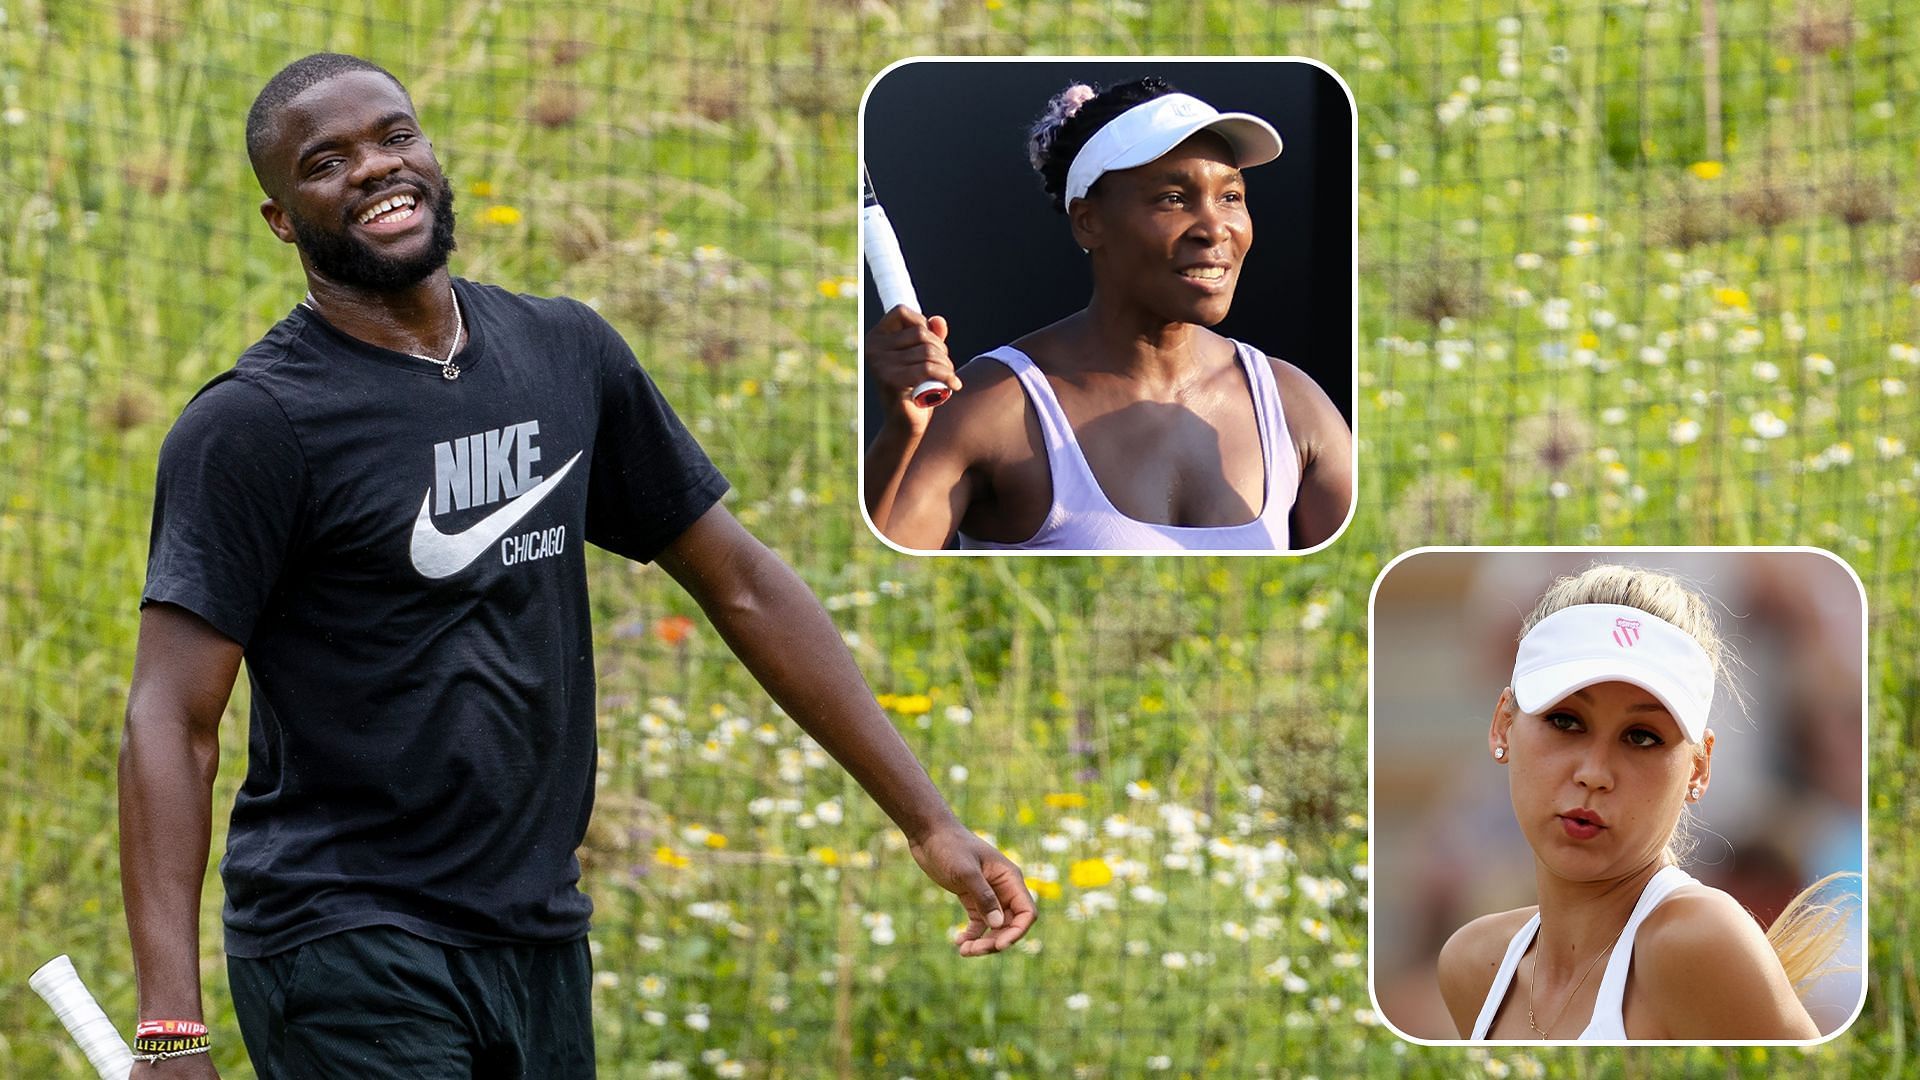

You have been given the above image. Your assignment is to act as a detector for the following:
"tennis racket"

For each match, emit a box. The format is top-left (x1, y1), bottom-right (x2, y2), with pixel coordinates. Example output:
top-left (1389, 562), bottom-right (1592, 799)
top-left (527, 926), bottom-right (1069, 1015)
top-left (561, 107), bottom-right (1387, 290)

top-left (860, 165), bottom-right (951, 409)
top-left (30, 955), bottom-right (133, 1079)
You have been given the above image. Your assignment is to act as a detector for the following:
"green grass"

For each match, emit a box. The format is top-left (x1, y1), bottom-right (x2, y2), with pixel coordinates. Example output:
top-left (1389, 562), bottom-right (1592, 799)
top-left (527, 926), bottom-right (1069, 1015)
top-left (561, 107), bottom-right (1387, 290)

top-left (2, 0), bottom-right (1916, 1076)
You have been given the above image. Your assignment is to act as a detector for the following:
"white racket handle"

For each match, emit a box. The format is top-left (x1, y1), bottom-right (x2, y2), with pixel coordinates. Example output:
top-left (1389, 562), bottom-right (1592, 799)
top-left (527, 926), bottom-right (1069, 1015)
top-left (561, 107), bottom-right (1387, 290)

top-left (30, 955), bottom-right (133, 1079)
top-left (860, 203), bottom-right (921, 314)
top-left (860, 205), bottom-right (949, 407)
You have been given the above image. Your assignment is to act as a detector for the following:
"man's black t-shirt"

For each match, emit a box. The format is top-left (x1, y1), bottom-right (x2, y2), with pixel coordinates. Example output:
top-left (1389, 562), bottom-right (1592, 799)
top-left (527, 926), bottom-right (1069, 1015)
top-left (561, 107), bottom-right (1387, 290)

top-left (143, 279), bottom-right (728, 957)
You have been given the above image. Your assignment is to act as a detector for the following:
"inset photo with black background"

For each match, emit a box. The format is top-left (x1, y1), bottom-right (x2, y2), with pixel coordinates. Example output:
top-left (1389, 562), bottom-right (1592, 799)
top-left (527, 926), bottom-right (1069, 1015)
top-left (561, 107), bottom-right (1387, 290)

top-left (858, 55), bottom-right (1354, 454)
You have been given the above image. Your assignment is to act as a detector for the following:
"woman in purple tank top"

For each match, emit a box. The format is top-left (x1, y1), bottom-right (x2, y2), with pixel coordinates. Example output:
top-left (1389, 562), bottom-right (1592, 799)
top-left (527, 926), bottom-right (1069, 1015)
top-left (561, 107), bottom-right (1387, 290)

top-left (864, 77), bottom-right (1353, 553)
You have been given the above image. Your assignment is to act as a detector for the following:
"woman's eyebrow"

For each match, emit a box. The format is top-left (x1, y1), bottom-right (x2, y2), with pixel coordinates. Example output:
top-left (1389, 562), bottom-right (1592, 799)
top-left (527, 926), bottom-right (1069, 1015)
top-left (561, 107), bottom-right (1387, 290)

top-left (1145, 165), bottom-right (1245, 186)
top-left (1569, 687), bottom-right (1671, 715)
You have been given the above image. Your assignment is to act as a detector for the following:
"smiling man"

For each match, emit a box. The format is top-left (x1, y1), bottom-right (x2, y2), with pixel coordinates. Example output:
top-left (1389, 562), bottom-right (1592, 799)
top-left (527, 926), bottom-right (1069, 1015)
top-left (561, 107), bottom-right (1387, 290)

top-left (120, 53), bottom-right (1032, 1079)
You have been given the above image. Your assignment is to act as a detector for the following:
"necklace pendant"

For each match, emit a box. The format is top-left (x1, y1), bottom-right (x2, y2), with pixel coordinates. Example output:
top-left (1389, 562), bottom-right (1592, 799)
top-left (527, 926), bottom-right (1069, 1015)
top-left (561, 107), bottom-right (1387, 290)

top-left (443, 364), bottom-right (460, 380)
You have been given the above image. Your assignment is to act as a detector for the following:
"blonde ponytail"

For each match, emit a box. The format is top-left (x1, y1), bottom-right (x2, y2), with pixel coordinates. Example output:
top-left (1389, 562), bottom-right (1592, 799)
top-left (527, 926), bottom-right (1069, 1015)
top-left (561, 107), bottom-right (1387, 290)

top-left (1766, 871), bottom-right (1859, 993)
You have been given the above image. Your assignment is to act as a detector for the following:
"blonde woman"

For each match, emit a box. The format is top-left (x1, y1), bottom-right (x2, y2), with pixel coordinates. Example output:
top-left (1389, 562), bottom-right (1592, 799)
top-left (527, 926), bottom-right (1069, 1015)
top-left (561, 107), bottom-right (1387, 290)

top-left (1438, 565), bottom-right (1850, 1040)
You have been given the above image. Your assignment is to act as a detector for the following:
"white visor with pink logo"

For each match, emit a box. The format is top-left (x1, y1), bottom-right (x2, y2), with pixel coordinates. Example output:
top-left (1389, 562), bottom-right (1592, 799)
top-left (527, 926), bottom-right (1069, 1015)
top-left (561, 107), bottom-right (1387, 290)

top-left (1510, 603), bottom-right (1714, 743)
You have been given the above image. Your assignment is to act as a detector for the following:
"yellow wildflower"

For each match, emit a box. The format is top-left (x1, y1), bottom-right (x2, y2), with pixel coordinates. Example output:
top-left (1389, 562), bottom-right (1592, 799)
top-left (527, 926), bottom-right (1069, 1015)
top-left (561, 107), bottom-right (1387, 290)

top-left (654, 845), bottom-right (690, 869)
top-left (480, 205), bottom-right (521, 226)
top-left (1068, 858), bottom-right (1114, 888)
top-left (1688, 161), bottom-right (1724, 181)
top-left (887, 693), bottom-right (932, 715)
top-left (1027, 878), bottom-right (1061, 901)
top-left (1044, 792), bottom-right (1088, 809)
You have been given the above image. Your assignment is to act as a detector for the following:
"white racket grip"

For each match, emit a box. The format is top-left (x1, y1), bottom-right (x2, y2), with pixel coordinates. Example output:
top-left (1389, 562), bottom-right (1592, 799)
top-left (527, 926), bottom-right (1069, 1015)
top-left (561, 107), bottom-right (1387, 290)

top-left (30, 955), bottom-right (133, 1080)
top-left (861, 203), bottom-right (921, 314)
top-left (860, 204), bottom-right (947, 406)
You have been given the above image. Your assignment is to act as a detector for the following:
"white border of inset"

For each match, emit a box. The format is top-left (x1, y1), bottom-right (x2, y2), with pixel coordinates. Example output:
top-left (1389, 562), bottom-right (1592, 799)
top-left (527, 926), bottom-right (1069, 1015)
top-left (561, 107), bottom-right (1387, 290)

top-left (854, 55), bottom-right (1359, 557)
top-left (1365, 545), bottom-right (1871, 1048)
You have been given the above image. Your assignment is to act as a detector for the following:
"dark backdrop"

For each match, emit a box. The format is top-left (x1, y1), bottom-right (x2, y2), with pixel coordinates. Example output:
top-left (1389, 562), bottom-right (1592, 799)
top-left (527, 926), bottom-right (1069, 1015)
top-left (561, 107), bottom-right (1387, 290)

top-left (859, 58), bottom-right (1354, 442)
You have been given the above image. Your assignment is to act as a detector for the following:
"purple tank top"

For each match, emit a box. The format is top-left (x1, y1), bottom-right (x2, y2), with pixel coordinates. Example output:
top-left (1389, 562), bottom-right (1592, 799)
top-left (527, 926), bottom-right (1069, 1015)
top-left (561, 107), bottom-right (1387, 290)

top-left (958, 341), bottom-right (1299, 551)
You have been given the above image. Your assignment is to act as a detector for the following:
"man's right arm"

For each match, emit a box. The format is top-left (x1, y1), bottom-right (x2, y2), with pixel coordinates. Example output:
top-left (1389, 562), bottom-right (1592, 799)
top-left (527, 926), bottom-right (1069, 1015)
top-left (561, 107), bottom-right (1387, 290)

top-left (120, 603), bottom-right (243, 1078)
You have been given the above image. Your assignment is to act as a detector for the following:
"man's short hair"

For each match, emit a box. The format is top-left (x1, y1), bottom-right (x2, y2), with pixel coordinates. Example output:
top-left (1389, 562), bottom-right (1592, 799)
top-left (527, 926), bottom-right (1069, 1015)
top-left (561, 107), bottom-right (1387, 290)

top-left (246, 53), bottom-right (410, 191)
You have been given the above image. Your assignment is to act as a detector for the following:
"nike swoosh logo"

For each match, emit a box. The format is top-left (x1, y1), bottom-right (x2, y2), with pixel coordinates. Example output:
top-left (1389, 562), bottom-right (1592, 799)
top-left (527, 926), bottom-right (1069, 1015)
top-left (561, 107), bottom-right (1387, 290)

top-left (410, 451), bottom-right (583, 579)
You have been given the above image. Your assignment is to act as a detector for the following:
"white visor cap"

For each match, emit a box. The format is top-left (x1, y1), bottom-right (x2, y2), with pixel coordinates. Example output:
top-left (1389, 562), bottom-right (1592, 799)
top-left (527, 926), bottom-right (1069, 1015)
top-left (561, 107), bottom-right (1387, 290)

top-left (1063, 92), bottom-right (1283, 206)
top-left (1510, 604), bottom-right (1714, 743)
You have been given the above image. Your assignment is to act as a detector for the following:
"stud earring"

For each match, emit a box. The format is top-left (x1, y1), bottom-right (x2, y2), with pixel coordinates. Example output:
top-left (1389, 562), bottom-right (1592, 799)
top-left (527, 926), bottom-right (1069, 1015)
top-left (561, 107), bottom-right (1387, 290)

top-left (1687, 784), bottom-right (1701, 801)
top-left (1493, 747), bottom-right (1506, 761)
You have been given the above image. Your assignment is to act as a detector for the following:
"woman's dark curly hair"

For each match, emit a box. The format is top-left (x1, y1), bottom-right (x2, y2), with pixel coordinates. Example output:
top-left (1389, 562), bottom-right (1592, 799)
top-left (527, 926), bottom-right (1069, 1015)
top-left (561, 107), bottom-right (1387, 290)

top-left (1027, 76), bottom-right (1179, 213)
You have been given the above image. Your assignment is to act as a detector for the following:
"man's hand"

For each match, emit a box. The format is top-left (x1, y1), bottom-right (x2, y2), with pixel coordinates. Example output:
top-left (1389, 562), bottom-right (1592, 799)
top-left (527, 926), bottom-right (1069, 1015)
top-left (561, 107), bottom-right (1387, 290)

top-left (908, 823), bottom-right (1037, 957)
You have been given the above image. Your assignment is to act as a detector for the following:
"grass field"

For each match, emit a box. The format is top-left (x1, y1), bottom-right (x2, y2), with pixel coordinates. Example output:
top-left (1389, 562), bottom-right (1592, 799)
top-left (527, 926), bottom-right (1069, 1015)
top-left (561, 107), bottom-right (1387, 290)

top-left (1, 0), bottom-right (1916, 1076)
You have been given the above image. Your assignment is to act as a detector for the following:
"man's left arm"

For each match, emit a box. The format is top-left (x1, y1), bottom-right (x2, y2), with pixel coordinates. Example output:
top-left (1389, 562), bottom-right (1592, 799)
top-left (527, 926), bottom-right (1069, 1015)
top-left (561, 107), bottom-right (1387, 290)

top-left (653, 504), bottom-right (1035, 956)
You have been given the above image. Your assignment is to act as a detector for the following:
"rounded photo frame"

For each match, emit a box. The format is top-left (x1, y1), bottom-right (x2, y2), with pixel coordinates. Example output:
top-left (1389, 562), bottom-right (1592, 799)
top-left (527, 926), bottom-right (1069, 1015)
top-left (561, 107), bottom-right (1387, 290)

top-left (1368, 547), bottom-right (1867, 1046)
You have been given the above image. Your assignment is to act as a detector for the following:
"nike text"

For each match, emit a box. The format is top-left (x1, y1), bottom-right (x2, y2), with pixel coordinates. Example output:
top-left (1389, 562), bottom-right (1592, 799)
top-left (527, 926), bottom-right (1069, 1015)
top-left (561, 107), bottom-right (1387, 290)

top-left (435, 421), bottom-right (543, 514)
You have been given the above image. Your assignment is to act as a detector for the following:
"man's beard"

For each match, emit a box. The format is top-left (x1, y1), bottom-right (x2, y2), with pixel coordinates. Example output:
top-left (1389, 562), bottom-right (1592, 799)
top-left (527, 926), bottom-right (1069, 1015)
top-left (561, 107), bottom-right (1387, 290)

top-left (291, 176), bottom-right (459, 290)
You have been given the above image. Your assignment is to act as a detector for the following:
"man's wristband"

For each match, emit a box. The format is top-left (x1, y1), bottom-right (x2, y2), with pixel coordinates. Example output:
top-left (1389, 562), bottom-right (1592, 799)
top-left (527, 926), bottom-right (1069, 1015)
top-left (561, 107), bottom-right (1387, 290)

top-left (135, 1019), bottom-right (208, 1039)
top-left (131, 1043), bottom-right (212, 1064)
top-left (132, 1020), bottom-right (211, 1063)
top-left (133, 1033), bottom-right (211, 1055)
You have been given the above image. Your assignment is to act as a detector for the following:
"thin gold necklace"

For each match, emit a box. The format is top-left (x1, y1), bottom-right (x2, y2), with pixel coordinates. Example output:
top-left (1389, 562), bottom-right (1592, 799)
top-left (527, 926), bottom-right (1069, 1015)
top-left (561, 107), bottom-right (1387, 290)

top-left (1526, 926), bottom-right (1621, 1038)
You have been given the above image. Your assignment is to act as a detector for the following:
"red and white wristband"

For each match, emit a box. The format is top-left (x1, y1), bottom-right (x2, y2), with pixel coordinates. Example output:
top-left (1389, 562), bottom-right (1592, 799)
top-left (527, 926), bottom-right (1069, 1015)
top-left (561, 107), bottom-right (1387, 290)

top-left (132, 1020), bottom-right (211, 1063)
top-left (136, 1019), bottom-right (207, 1039)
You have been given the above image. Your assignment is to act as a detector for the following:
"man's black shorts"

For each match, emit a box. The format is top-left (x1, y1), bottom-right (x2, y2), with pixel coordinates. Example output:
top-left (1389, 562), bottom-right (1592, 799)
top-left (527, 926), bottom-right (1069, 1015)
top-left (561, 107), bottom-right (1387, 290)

top-left (229, 925), bottom-right (593, 1078)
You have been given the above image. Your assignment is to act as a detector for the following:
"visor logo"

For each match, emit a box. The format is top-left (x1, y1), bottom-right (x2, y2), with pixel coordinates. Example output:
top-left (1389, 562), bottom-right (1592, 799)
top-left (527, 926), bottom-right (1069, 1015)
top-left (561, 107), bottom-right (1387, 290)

top-left (1612, 618), bottom-right (1641, 647)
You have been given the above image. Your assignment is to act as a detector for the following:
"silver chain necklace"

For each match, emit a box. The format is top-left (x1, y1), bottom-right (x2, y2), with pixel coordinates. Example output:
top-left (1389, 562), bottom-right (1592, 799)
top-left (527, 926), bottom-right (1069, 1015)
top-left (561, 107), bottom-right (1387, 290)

top-left (302, 288), bottom-right (464, 380)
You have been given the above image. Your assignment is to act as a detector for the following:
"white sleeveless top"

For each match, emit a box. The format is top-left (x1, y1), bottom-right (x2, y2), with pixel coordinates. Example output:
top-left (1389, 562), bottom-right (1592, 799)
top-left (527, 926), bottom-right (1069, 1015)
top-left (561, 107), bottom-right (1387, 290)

top-left (956, 341), bottom-right (1298, 551)
top-left (1469, 865), bottom-right (1700, 1040)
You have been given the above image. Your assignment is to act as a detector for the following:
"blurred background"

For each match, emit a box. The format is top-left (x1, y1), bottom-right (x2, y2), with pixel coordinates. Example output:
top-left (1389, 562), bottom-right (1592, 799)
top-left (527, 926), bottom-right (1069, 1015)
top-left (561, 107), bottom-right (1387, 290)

top-left (1371, 549), bottom-right (1865, 1039)
top-left (2, 0), bottom-right (1917, 1077)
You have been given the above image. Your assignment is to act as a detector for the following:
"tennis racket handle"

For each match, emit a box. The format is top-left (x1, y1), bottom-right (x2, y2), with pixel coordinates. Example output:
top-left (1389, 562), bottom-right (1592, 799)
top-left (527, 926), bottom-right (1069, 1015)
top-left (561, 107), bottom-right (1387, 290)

top-left (861, 206), bottom-right (949, 407)
top-left (860, 204), bottom-right (921, 314)
top-left (30, 955), bottom-right (133, 1079)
